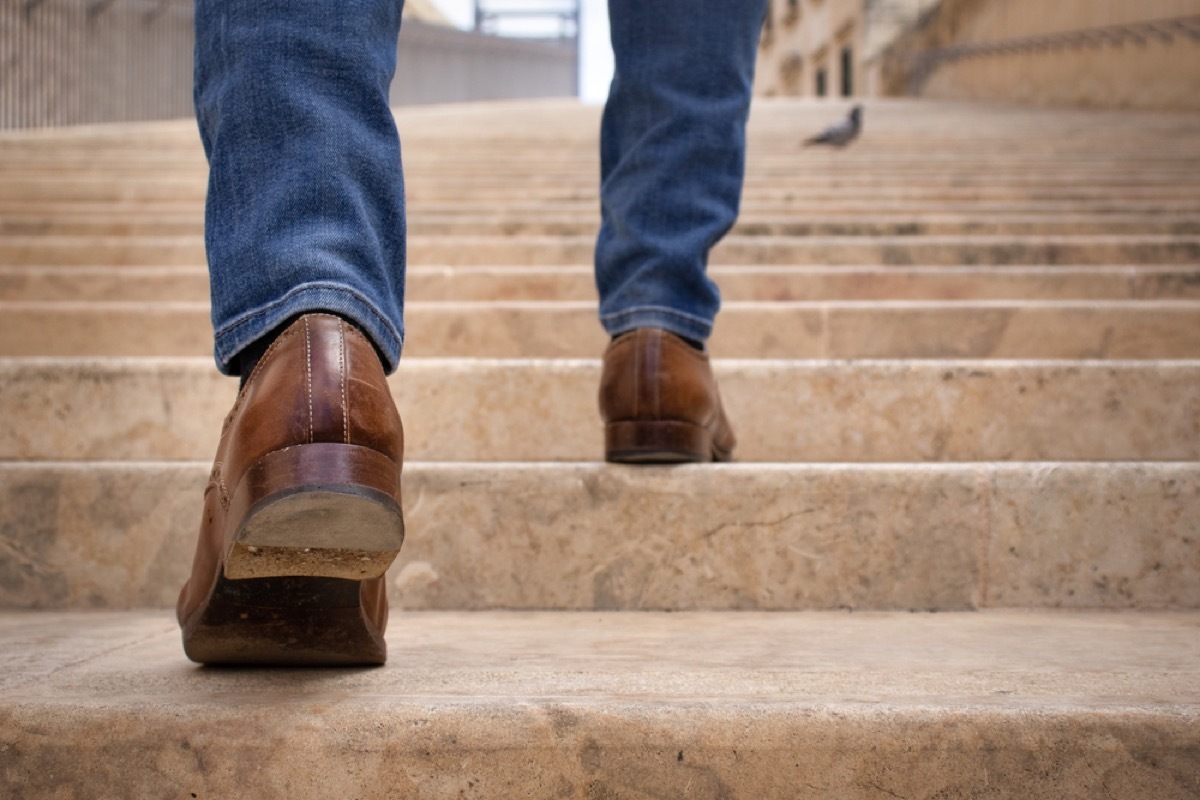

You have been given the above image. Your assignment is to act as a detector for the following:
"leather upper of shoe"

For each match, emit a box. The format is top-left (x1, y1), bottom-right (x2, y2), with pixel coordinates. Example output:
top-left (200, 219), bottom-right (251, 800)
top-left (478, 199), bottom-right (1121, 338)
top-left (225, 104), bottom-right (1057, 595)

top-left (177, 313), bottom-right (404, 627)
top-left (599, 327), bottom-right (736, 453)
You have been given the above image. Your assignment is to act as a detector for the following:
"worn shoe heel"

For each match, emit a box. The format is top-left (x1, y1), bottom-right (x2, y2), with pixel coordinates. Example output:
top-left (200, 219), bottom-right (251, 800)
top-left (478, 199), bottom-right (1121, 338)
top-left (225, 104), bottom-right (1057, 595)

top-left (224, 443), bottom-right (405, 581)
top-left (605, 420), bottom-right (721, 463)
top-left (183, 576), bottom-right (388, 666)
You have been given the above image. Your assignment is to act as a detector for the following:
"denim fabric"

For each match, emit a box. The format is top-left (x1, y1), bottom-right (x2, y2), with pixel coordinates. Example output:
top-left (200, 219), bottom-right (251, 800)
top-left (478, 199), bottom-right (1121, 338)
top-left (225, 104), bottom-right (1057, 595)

top-left (596, 0), bottom-right (767, 343)
top-left (195, 0), bottom-right (406, 374)
top-left (196, 0), bottom-right (764, 374)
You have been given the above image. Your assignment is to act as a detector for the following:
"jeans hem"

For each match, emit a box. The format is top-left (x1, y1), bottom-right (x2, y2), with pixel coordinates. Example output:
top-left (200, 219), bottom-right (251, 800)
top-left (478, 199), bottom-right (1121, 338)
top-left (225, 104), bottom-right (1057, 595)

top-left (213, 282), bottom-right (404, 376)
top-left (599, 306), bottom-right (714, 343)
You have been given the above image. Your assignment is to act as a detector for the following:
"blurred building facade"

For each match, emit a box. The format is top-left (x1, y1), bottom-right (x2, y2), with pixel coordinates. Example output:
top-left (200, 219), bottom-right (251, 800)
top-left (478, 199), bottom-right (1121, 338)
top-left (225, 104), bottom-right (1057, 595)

top-left (756, 0), bottom-right (1200, 111)
top-left (755, 0), bottom-right (941, 99)
top-left (0, 0), bottom-right (577, 129)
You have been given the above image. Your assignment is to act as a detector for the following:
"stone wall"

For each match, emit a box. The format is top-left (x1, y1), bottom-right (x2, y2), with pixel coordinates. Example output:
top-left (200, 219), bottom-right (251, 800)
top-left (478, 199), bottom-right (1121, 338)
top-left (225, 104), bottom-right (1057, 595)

top-left (881, 0), bottom-right (1200, 111)
top-left (755, 0), bottom-right (941, 99)
top-left (756, 0), bottom-right (861, 98)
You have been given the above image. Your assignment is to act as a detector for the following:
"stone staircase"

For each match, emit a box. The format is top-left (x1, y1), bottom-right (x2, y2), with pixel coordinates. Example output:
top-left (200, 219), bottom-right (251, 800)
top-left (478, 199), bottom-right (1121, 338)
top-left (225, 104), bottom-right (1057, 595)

top-left (1, 99), bottom-right (1198, 797)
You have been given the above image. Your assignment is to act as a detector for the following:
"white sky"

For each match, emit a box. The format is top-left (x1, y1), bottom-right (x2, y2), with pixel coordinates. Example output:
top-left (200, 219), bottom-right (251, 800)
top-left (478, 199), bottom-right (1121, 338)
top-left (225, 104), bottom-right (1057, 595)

top-left (428, 0), bottom-right (614, 103)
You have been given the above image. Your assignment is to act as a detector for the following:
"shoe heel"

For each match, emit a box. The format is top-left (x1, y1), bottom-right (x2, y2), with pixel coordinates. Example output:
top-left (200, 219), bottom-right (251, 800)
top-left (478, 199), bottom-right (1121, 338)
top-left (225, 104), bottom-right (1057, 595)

top-left (605, 420), bottom-right (713, 463)
top-left (223, 443), bottom-right (404, 581)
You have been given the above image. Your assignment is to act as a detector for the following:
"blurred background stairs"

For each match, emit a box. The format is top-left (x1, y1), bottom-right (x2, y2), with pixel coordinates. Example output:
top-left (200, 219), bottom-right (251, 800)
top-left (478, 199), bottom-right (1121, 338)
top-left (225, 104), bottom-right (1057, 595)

top-left (1, 98), bottom-right (1198, 797)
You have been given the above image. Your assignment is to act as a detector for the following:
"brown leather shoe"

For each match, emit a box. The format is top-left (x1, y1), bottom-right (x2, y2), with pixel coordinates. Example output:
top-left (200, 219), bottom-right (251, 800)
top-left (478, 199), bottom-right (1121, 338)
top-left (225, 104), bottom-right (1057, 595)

top-left (177, 313), bottom-right (405, 666)
top-left (599, 328), bottom-right (736, 463)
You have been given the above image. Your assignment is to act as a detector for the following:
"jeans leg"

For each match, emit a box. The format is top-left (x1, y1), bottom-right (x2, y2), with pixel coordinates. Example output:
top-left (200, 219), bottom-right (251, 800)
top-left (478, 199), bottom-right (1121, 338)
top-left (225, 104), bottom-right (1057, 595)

top-left (597, 0), bottom-right (767, 343)
top-left (195, 0), bottom-right (406, 375)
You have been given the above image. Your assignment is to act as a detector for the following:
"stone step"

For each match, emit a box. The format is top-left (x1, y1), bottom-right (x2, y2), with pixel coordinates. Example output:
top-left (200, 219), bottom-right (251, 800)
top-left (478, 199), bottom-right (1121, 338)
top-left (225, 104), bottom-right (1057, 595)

top-left (3, 358), bottom-right (1196, 463)
top-left (3, 234), bottom-right (1197, 266)
top-left (1, 609), bottom-right (1196, 798)
top-left (5, 179), bottom-right (1196, 205)
top-left (3, 173), bottom-right (1196, 193)
top-left (419, 216), bottom-right (1200, 237)
top-left (2, 108), bottom-right (1190, 146)
top-left (2, 98), bottom-right (1197, 800)
top-left (4, 264), bottom-right (1198, 303)
top-left (3, 300), bottom-right (1197, 359)
top-left (1, 461), bottom-right (1195, 612)
top-left (7, 159), bottom-right (1196, 175)
top-left (418, 235), bottom-right (1200, 267)
top-left (6, 212), bottom-right (1200, 237)
top-left (3, 147), bottom-right (1192, 167)
top-left (0, 154), bottom-right (1194, 172)
top-left (34, 146), bottom-right (1189, 165)
top-left (0, 152), bottom-right (1191, 170)
top-left (404, 186), bottom-right (1200, 203)
top-left (7, 198), bottom-right (1200, 217)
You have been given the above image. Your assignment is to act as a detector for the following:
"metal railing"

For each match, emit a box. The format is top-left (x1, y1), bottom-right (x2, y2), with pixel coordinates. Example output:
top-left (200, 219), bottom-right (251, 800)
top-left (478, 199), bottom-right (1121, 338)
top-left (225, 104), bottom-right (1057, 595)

top-left (898, 14), bottom-right (1200, 94)
top-left (0, 0), bottom-right (194, 129)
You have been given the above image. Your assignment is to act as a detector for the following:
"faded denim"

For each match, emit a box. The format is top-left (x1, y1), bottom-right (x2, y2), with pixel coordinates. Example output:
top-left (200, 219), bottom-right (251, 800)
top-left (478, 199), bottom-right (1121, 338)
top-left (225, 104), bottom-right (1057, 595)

top-left (195, 0), bottom-right (765, 374)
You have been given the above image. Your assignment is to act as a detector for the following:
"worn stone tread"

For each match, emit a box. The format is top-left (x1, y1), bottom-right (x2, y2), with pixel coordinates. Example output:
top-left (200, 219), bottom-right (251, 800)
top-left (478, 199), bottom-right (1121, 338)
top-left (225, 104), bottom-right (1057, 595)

top-left (1, 461), bottom-right (1195, 611)
top-left (0, 609), bottom-right (1196, 798)
top-left (4, 264), bottom-right (1200, 303)
top-left (4, 211), bottom-right (1200, 237)
top-left (3, 299), bottom-right (1199, 359)
top-left (2, 233), bottom-right (1198, 266)
top-left (2, 357), bottom-right (1197, 462)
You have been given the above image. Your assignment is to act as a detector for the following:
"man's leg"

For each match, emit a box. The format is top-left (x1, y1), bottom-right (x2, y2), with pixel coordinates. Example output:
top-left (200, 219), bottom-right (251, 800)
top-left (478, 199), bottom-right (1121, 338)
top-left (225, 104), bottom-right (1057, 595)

top-left (597, 0), bottom-right (767, 463)
top-left (196, 0), bottom-right (407, 374)
top-left (177, 0), bottom-right (408, 666)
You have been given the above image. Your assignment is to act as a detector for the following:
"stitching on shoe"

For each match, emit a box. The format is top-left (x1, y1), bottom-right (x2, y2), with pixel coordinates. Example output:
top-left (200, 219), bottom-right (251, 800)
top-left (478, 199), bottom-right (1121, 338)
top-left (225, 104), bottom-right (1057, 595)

top-left (336, 315), bottom-right (375, 351)
top-left (339, 318), bottom-right (349, 445)
top-left (304, 317), bottom-right (313, 444)
top-left (210, 461), bottom-right (230, 510)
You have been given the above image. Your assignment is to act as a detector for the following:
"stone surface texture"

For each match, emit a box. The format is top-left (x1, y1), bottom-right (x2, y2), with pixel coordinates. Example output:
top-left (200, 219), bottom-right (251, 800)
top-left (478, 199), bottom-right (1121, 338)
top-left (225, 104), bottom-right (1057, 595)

top-left (4, 299), bottom-right (1200, 358)
top-left (3, 358), bottom-right (1198, 462)
top-left (7, 264), bottom-right (1200, 303)
top-left (1, 610), bottom-right (1198, 799)
top-left (2, 462), bottom-right (1197, 612)
top-left (3, 99), bottom-right (1199, 797)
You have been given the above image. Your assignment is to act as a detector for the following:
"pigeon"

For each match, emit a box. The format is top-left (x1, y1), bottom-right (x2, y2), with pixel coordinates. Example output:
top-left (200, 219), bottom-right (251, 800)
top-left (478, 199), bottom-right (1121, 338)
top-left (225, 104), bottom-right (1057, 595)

top-left (804, 105), bottom-right (863, 148)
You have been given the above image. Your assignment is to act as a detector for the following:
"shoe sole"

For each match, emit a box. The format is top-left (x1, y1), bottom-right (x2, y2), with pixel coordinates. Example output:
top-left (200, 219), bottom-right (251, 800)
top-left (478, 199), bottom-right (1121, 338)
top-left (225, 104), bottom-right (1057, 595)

top-left (224, 443), bottom-right (405, 581)
top-left (605, 420), bottom-right (733, 464)
top-left (183, 442), bottom-right (403, 666)
top-left (182, 574), bottom-right (387, 666)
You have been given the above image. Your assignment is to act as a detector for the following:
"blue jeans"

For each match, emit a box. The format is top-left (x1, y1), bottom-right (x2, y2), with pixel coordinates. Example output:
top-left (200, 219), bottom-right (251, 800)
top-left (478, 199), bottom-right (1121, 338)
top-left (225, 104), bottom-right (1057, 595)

top-left (196, 0), bottom-right (766, 374)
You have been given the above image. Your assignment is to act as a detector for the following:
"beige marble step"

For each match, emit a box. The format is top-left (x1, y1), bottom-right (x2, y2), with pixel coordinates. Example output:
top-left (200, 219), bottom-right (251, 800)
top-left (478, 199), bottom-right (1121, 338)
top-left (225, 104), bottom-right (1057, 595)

top-left (0, 167), bottom-right (1190, 183)
top-left (427, 234), bottom-right (1200, 267)
top-left (404, 186), bottom-right (1200, 204)
top-left (4, 181), bottom-right (1195, 206)
top-left (0, 609), bottom-right (1196, 799)
top-left (3, 358), bottom-right (1196, 463)
top-left (1, 155), bottom-right (1193, 175)
top-left (6, 212), bottom-right (1199, 237)
top-left (7, 161), bottom-right (1194, 176)
top-left (6, 110), bottom-right (1182, 143)
top-left (1, 461), bottom-right (1195, 611)
top-left (7, 199), bottom-right (1199, 219)
top-left (5, 264), bottom-right (1198, 303)
top-left (2, 233), bottom-right (1197, 267)
top-left (2, 300), bottom-right (1197, 359)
